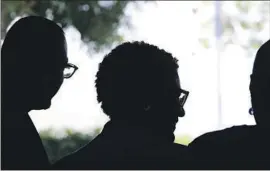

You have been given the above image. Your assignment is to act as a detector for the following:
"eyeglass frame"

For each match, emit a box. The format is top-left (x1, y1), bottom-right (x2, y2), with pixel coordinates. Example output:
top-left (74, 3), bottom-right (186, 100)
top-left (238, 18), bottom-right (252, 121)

top-left (64, 63), bottom-right (78, 79)
top-left (179, 89), bottom-right (189, 107)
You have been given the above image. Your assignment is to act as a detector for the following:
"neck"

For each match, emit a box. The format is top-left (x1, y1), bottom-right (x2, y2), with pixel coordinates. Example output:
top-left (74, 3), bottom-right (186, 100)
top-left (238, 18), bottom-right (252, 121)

top-left (2, 85), bottom-right (32, 112)
top-left (107, 119), bottom-right (175, 143)
top-left (2, 96), bottom-right (31, 114)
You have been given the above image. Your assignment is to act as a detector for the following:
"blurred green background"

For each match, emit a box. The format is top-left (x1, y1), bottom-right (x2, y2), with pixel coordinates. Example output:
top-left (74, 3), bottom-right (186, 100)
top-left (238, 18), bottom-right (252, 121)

top-left (1, 0), bottom-right (148, 52)
top-left (40, 129), bottom-right (192, 164)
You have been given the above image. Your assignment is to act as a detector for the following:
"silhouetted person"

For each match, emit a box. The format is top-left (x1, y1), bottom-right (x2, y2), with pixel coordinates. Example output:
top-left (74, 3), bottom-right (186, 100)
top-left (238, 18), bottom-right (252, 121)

top-left (1, 16), bottom-right (78, 170)
top-left (52, 41), bottom-right (191, 169)
top-left (189, 39), bottom-right (270, 169)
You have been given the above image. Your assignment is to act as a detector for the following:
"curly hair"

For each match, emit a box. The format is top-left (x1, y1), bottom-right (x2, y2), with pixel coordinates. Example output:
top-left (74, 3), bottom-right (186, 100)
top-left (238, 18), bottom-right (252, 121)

top-left (95, 41), bottom-right (179, 119)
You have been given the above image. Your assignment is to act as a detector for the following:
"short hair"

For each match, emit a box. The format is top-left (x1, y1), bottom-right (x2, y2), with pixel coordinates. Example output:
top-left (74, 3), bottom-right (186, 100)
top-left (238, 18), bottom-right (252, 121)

top-left (95, 41), bottom-right (179, 119)
top-left (1, 16), bottom-right (67, 98)
top-left (252, 39), bottom-right (270, 76)
top-left (1, 16), bottom-right (66, 72)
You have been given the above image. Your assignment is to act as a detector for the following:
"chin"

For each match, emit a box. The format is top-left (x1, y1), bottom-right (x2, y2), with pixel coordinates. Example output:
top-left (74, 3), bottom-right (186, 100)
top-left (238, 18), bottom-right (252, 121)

top-left (33, 101), bottom-right (51, 110)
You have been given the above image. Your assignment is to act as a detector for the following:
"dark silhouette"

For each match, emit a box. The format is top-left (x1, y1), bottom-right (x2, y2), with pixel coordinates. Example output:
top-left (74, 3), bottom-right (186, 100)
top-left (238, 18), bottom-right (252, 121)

top-left (1, 16), bottom-right (78, 170)
top-left (189, 39), bottom-right (270, 169)
top-left (52, 41), bottom-right (191, 169)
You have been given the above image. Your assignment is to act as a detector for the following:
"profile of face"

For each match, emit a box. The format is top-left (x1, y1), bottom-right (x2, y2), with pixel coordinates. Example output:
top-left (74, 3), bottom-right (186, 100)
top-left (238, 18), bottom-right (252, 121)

top-left (150, 72), bottom-right (188, 137)
top-left (1, 17), bottom-right (80, 112)
top-left (29, 39), bottom-right (68, 110)
top-left (250, 73), bottom-right (270, 127)
top-left (250, 42), bottom-right (270, 127)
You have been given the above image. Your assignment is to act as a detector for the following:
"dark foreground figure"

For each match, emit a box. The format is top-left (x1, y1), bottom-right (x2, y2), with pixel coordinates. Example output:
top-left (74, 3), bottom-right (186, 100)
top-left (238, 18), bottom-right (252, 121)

top-left (1, 16), bottom-right (77, 170)
top-left (53, 41), bottom-right (191, 169)
top-left (189, 39), bottom-right (270, 169)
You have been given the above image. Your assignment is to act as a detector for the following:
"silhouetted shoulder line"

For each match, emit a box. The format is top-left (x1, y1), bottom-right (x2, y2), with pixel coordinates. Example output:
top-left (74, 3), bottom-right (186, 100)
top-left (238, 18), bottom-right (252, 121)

top-left (189, 125), bottom-right (253, 147)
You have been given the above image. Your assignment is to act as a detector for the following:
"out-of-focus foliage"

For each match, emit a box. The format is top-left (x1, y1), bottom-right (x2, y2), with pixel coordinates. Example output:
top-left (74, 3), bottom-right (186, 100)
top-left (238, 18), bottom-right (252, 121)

top-left (174, 135), bottom-right (193, 146)
top-left (40, 128), bottom-right (101, 164)
top-left (221, 1), bottom-right (270, 56)
top-left (40, 129), bottom-right (192, 164)
top-left (1, 0), bottom-right (150, 52)
top-left (195, 1), bottom-right (270, 57)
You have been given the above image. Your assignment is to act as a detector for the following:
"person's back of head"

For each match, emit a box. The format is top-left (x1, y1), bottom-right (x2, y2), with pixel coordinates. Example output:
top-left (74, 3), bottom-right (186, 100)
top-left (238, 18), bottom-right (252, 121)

top-left (250, 39), bottom-right (270, 128)
top-left (2, 16), bottom-right (69, 112)
top-left (95, 41), bottom-right (189, 142)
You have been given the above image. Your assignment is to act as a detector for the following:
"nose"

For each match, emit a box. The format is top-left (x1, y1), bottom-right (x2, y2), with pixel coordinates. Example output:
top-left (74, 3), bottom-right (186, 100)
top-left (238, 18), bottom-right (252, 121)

top-left (179, 107), bottom-right (185, 117)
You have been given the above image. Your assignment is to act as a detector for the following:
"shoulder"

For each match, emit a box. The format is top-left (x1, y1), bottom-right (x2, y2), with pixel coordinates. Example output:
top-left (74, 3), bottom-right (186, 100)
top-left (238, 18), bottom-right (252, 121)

top-left (52, 143), bottom-right (92, 169)
top-left (152, 143), bottom-right (190, 160)
top-left (171, 143), bottom-right (189, 153)
top-left (137, 143), bottom-right (191, 169)
top-left (171, 143), bottom-right (191, 160)
top-left (52, 152), bottom-right (77, 169)
top-left (52, 135), bottom-right (105, 169)
top-left (189, 125), bottom-right (253, 156)
top-left (190, 125), bottom-right (251, 147)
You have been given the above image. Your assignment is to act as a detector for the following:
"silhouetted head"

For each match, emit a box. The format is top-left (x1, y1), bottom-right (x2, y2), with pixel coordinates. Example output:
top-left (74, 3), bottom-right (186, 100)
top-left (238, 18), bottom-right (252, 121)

top-left (2, 16), bottom-right (77, 112)
top-left (96, 41), bottom-right (189, 141)
top-left (250, 39), bottom-right (270, 128)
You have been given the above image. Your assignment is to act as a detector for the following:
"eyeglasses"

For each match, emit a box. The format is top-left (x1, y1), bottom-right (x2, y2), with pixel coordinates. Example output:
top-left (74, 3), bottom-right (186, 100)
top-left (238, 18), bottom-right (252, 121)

top-left (179, 89), bottom-right (189, 107)
top-left (64, 63), bottom-right (78, 79)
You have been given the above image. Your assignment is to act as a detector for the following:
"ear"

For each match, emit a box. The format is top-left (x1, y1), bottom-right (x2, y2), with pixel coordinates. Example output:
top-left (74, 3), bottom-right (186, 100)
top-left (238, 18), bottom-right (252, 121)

top-left (249, 108), bottom-right (254, 115)
top-left (144, 105), bottom-right (151, 111)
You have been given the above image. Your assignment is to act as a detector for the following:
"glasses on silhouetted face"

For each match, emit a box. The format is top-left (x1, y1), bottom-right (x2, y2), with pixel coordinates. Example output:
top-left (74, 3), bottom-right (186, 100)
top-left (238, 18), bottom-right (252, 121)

top-left (64, 63), bottom-right (78, 79)
top-left (179, 89), bottom-right (189, 107)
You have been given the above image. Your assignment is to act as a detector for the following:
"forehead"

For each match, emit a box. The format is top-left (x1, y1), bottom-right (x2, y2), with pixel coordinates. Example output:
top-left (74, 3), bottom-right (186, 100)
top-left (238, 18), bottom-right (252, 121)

top-left (250, 74), bottom-right (270, 87)
top-left (252, 43), bottom-right (270, 76)
top-left (171, 70), bottom-right (180, 86)
top-left (43, 39), bottom-right (68, 61)
top-left (175, 77), bottom-right (181, 89)
top-left (163, 71), bottom-right (181, 94)
top-left (252, 65), bottom-right (270, 83)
